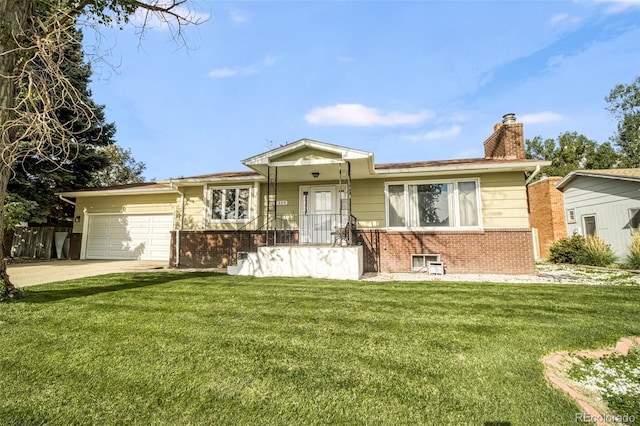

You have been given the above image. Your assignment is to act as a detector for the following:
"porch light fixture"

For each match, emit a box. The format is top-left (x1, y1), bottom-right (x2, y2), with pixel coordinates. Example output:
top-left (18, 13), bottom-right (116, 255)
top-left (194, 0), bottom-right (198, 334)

top-left (311, 172), bottom-right (320, 178)
top-left (74, 216), bottom-right (81, 222)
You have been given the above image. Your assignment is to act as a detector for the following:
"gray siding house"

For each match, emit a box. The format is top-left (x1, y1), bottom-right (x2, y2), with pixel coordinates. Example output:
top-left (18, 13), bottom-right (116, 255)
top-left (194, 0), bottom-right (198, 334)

top-left (556, 169), bottom-right (640, 257)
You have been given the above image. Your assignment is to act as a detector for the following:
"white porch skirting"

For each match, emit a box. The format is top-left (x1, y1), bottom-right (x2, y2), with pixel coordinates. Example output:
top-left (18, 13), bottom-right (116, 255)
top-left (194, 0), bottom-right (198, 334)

top-left (230, 246), bottom-right (363, 280)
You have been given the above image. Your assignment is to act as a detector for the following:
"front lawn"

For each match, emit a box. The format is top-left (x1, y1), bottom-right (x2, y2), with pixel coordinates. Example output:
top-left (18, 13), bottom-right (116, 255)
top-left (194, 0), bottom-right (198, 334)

top-left (1, 273), bottom-right (639, 425)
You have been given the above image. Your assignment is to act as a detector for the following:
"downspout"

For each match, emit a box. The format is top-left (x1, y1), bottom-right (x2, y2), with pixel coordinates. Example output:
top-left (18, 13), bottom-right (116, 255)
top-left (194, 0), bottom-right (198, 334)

top-left (525, 165), bottom-right (541, 185)
top-left (169, 180), bottom-right (185, 268)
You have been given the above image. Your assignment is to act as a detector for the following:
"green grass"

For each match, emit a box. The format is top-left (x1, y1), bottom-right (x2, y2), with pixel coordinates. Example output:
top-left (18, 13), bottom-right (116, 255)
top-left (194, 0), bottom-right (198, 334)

top-left (1, 272), bottom-right (640, 425)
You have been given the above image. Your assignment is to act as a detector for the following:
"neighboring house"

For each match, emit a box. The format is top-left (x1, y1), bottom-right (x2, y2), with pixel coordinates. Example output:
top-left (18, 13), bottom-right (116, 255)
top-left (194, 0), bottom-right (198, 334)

top-left (555, 169), bottom-right (640, 258)
top-left (527, 176), bottom-right (567, 259)
top-left (59, 114), bottom-right (548, 279)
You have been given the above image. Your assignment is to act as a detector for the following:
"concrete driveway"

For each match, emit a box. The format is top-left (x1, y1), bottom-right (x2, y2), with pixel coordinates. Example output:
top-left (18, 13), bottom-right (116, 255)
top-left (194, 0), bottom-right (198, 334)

top-left (7, 260), bottom-right (169, 288)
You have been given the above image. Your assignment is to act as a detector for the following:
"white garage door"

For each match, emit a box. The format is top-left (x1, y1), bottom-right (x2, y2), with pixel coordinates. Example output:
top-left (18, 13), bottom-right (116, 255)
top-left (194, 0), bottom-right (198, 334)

top-left (85, 214), bottom-right (172, 261)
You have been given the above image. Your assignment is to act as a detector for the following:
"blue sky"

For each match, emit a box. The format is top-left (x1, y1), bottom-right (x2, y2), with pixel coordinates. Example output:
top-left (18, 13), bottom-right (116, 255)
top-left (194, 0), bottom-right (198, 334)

top-left (83, 0), bottom-right (640, 181)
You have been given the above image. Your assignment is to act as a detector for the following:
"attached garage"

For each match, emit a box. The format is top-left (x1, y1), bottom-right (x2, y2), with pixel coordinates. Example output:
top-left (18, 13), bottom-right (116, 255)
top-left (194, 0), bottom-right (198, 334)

top-left (84, 214), bottom-right (173, 261)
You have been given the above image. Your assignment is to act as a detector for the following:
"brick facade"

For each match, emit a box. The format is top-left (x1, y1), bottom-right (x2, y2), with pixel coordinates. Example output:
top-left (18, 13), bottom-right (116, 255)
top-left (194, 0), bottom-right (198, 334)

top-left (171, 230), bottom-right (299, 268)
top-left (69, 233), bottom-right (82, 260)
top-left (527, 177), bottom-right (566, 258)
top-left (483, 123), bottom-right (525, 160)
top-left (358, 228), bottom-right (535, 274)
top-left (172, 228), bottom-right (536, 274)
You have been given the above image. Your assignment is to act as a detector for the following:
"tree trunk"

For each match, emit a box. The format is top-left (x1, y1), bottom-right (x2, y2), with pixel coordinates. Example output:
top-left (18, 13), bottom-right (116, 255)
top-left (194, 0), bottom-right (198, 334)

top-left (0, 0), bottom-right (35, 297)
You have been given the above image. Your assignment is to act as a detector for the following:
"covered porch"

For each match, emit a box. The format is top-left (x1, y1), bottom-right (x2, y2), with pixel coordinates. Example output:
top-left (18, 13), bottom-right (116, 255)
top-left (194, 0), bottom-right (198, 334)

top-left (225, 139), bottom-right (373, 279)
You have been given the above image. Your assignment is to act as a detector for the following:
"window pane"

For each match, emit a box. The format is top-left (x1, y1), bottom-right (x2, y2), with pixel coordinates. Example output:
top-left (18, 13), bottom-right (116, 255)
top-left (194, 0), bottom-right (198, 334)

top-left (458, 181), bottom-right (478, 226)
top-left (225, 189), bottom-right (237, 220)
top-left (211, 189), bottom-right (223, 220)
top-left (388, 185), bottom-right (405, 227)
top-left (583, 216), bottom-right (597, 236)
top-left (238, 189), bottom-right (249, 220)
top-left (412, 184), bottom-right (450, 227)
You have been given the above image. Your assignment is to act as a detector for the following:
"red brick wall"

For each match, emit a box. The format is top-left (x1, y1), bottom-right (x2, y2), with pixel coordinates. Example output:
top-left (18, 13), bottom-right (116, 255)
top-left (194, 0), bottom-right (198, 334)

top-left (69, 233), bottom-right (82, 260)
top-left (483, 123), bottom-right (525, 160)
top-left (171, 230), bottom-right (298, 268)
top-left (172, 228), bottom-right (535, 274)
top-left (527, 177), bottom-right (566, 258)
top-left (358, 228), bottom-right (535, 274)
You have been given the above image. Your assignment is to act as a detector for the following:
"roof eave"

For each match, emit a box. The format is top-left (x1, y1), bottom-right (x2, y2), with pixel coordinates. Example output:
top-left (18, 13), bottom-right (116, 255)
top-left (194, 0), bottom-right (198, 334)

top-left (374, 160), bottom-right (549, 176)
top-left (556, 170), bottom-right (640, 190)
top-left (158, 175), bottom-right (264, 185)
top-left (56, 187), bottom-right (178, 197)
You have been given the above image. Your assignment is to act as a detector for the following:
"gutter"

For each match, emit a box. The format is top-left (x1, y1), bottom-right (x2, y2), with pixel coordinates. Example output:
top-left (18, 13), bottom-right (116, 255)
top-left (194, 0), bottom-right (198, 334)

top-left (525, 165), bottom-right (542, 185)
top-left (169, 180), bottom-right (185, 268)
top-left (58, 195), bottom-right (76, 206)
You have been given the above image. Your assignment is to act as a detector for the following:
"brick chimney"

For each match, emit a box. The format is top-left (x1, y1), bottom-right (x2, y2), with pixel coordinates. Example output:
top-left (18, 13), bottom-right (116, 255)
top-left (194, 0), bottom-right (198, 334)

top-left (483, 113), bottom-right (525, 160)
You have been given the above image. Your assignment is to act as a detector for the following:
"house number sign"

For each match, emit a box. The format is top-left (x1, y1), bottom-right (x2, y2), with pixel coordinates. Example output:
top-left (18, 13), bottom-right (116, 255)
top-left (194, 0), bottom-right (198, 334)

top-left (276, 200), bottom-right (288, 206)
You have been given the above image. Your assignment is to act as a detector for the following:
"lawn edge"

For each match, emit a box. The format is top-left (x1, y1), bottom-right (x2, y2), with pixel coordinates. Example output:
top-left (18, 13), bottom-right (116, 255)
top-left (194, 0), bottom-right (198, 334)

top-left (541, 336), bottom-right (640, 426)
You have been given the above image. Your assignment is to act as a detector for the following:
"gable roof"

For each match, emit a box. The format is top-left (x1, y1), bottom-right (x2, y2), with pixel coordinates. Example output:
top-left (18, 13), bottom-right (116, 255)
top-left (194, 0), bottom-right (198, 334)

top-left (555, 168), bottom-right (640, 190)
top-left (242, 138), bottom-right (372, 167)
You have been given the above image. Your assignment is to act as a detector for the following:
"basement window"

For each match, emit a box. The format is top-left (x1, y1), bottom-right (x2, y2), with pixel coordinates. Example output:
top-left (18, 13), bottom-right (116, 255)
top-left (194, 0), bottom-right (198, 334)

top-left (411, 254), bottom-right (441, 271)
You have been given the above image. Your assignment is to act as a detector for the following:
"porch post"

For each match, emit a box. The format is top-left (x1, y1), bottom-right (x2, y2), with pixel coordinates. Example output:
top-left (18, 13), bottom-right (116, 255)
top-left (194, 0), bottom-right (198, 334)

top-left (347, 161), bottom-right (353, 244)
top-left (267, 165), bottom-right (278, 246)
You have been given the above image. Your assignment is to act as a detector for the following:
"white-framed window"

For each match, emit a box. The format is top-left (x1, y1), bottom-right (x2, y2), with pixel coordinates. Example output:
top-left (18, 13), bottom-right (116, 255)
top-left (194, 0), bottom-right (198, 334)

top-left (582, 215), bottom-right (597, 237)
top-left (566, 209), bottom-right (576, 224)
top-left (386, 179), bottom-right (481, 229)
top-left (411, 254), bottom-right (441, 270)
top-left (210, 187), bottom-right (250, 221)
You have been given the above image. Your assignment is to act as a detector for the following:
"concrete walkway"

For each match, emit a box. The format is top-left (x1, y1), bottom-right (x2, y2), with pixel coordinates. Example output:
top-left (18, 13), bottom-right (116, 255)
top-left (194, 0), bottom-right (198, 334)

top-left (7, 260), bottom-right (169, 288)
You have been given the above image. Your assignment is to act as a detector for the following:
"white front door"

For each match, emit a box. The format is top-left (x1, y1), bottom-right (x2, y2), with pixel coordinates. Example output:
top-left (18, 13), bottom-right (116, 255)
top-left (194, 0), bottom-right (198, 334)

top-left (300, 186), bottom-right (336, 244)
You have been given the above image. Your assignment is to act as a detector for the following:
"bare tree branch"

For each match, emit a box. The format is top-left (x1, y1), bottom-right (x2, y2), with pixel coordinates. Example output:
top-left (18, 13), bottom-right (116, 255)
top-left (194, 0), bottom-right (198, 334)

top-left (0, 0), bottom-right (206, 295)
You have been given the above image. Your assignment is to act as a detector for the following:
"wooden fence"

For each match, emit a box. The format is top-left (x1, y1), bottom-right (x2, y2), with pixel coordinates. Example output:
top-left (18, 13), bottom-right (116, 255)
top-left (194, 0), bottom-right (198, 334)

top-left (10, 227), bottom-right (72, 259)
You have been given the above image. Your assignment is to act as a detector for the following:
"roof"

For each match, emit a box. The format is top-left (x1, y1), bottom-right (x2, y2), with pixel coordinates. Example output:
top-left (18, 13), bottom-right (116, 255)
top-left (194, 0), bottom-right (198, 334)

top-left (375, 157), bottom-right (543, 170)
top-left (555, 168), bottom-right (640, 190)
top-left (158, 171), bottom-right (261, 184)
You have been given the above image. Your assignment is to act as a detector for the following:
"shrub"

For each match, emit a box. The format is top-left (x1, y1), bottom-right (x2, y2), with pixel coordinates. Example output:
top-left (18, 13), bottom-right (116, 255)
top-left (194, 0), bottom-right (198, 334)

top-left (623, 231), bottom-right (640, 270)
top-left (578, 235), bottom-right (617, 267)
top-left (548, 235), bottom-right (586, 264)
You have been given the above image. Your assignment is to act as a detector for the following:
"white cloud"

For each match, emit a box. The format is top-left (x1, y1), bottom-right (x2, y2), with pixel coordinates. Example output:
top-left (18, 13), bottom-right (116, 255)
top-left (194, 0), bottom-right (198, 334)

top-left (595, 0), bottom-right (640, 13)
top-left (304, 104), bottom-right (433, 126)
top-left (230, 9), bottom-right (249, 23)
top-left (208, 56), bottom-right (277, 79)
top-left (406, 125), bottom-right (462, 141)
top-left (519, 112), bottom-right (564, 124)
top-left (549, 13), bottom-right (582, 26)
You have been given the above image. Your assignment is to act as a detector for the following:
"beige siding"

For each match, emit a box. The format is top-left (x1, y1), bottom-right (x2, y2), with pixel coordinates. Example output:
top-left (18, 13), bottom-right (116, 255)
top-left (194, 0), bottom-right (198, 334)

top-left (351, 180), bottom-right (385, 228)
top-left (181, 186), bottom-right (205, 230)
top-left (74, 170), bottom-right (530, 233)
top-left (272, 147), bottom-right (341, 162)
top-left (73, 193), bottom-right (178, 233)
top-left (480, 172), bottom-right (529, 228)
top-left (353, 172), bottom-right (530, 229)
